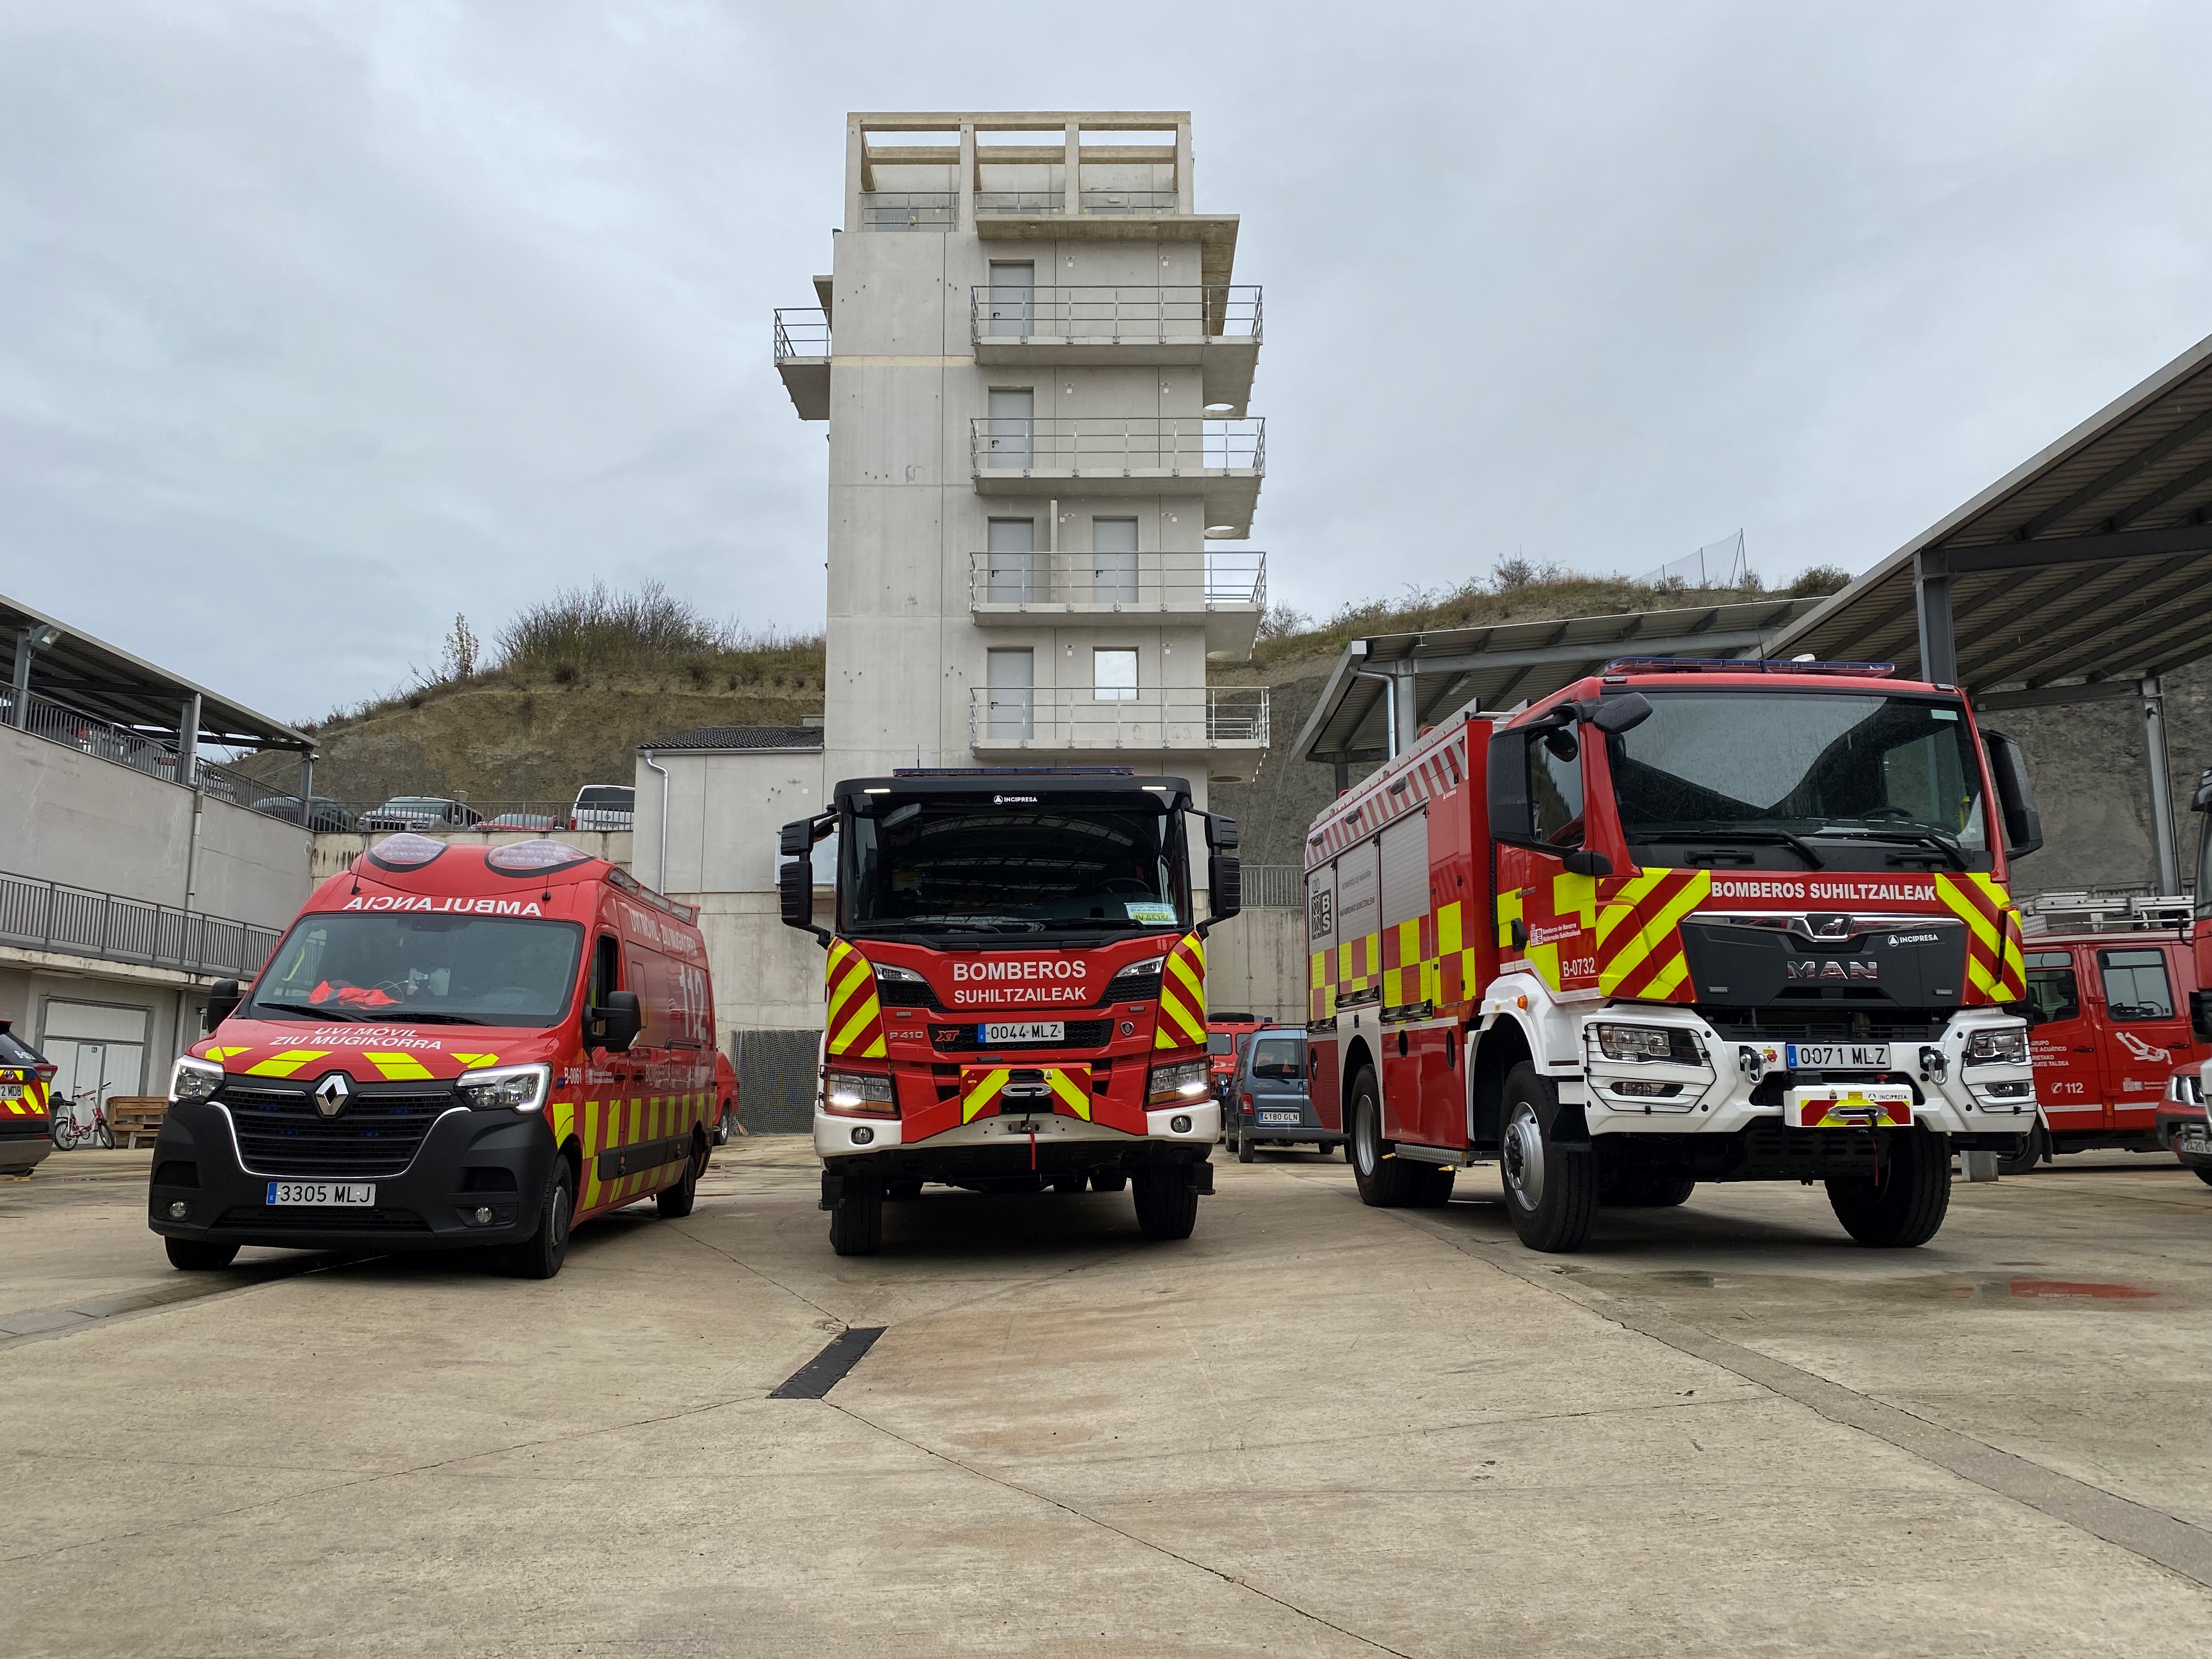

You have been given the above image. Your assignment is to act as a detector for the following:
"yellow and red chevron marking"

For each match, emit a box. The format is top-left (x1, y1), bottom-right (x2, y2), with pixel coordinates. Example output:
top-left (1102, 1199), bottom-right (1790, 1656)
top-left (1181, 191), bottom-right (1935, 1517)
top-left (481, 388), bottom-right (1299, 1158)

top-left (1154, 934), bottom-right (1207, 1050)
top-left (3, 1073), bottom-right (49, 1118)
top-left (244, 1049), bottom-right (332, 1077)
top-left (823, 937), bottom-right (887, 1059)
top-left (1936, 872), bottom-right (2027, 1004)
top-left (1494, 870), bottom-right (1603, 994)
top-left (1594, 868), bottom-right (1713, 1002)
top-left (958, 1064), bottom-right (1095, 1124)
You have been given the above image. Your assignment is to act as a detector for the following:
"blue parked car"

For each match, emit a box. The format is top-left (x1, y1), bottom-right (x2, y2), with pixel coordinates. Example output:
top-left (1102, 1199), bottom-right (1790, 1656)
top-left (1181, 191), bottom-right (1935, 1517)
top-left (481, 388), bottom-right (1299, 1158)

top-left (1226, 1029), bottom-right (1344, 1163)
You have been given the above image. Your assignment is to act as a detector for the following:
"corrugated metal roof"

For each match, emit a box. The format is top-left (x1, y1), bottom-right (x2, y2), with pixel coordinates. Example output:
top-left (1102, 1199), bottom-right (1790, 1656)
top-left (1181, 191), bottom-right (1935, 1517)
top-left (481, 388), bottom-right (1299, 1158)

top-left (641, 725), bottom-right (825, 753)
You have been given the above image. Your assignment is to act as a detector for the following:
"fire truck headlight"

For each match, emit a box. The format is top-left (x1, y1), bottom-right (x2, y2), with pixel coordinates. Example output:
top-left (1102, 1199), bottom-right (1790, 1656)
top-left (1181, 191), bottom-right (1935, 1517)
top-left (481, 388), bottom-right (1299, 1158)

top-left (456, 1063), bottom-right (550, 1113)
top-left (1109, 957), bottom-right (1166, 997)
top-left (170, 1056), bottom-right (224, 1103)
top-left (1963, 1027), bottom-right (2028, 1066)
top-left (1147, 1060), bottom-right (1210, 1105)
top-left (1591, 1023), bottom-right (1688, 1063)
top-left (872, 963), bottom-right (926, 985)
top-left (824, 1070), bottom-right (897, 1114)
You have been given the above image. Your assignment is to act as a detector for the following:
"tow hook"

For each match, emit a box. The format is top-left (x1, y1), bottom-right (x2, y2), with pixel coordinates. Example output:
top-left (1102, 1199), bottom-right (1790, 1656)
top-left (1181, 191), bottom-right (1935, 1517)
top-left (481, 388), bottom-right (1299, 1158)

top-left (1917, 1045), bottom-right (1948, 1084)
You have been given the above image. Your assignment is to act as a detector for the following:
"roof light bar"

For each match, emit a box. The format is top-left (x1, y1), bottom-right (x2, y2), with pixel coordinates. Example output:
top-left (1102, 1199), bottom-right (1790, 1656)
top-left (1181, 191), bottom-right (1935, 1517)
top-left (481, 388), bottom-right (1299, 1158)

top-left (1602, 657), bottom-right (1898, 678)
top-left (365, 833), bottom-right (447, 870)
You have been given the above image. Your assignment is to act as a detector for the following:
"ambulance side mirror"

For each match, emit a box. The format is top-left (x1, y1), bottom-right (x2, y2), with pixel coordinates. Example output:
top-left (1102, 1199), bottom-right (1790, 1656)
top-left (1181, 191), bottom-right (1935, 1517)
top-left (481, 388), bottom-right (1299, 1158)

top-left (205, 979), bottom-right (242, 1031)
top-left (1982, 730), bottom-right (2044, 859)
top-left (588, 990), bottom-right (641, 1053)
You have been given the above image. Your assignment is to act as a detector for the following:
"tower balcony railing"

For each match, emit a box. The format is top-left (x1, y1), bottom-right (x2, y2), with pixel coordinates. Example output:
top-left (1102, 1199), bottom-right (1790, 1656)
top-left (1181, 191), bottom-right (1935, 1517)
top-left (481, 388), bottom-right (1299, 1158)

top-left (970, 417), bottom-right (1265, 477)
top-left (968, 687), bottom-right (1270, 752)
top-left (861, 191), bottom-right (956, 230)
top-left (966, 551), bottom-right (1265, 612)
top-left (774, 308), bottom-right (830, 360)
top-left (970, 189), bottom-right (1183, 217)
top-left (971, 285), bottom-right (1261, 346)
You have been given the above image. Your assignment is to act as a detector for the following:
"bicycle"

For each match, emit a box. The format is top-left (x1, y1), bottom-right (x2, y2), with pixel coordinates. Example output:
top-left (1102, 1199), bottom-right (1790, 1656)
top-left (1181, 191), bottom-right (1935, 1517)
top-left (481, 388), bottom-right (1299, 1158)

top-left (50, 1090), bottom-right (114, 1150)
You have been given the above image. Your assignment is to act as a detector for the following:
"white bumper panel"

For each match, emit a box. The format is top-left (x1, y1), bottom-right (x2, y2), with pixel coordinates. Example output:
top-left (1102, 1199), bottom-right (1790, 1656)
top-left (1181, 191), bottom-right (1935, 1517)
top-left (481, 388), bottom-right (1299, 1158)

top-left (814, 1098), bottom-right (1219, 1160)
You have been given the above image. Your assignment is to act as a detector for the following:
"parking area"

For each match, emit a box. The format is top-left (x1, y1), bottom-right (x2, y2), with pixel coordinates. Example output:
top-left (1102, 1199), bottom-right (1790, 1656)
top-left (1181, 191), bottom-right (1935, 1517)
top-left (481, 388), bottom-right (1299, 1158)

top-left (4, 1143), bottom-right (2210, 1656)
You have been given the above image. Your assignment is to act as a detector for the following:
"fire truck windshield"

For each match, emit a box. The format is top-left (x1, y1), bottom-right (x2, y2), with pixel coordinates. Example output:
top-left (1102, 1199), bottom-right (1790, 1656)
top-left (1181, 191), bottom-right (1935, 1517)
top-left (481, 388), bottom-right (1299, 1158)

top-left (247, 913), bottom-right (586, 1026)
top-left (1607, 690), bottom-right (1990, 867)
top-left (840, 798), bottom-right (1191, 936)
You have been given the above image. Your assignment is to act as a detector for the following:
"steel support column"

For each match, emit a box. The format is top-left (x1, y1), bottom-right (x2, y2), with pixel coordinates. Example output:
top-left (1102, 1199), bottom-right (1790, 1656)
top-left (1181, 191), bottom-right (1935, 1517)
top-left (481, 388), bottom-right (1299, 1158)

top-left (178, 694), bottom-right (200, 789)
top-left (2142, 675), bottom-right (2180, 894)
top-left (1914, 551), bottom-right (1957, 684)
top-left (298, 752), bottom-right (315, 828)
top-left (8, 629), bottom-right (31, 727)
top-left (1392, 665), bottom-right (1418, 755)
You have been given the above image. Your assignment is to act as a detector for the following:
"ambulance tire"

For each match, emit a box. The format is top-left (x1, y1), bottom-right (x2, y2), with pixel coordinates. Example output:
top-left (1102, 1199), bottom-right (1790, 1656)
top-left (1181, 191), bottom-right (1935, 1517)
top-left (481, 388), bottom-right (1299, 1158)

top-left (656, 1137), bottom-right (704, 1218)
top-left (1500, 1064), bottom-right (1597, 1252)
top-left (1826, 1125), bottom-right (1951, 1248)
top-left (508, 1158), bottom-right (575, 1279)
top-left (165, 1238), bottom-right (240, 1271)
top-left (1348, 1069), bottom-right (1421, 1208)
top-left (1132, 1166), bottom-right (1199, 1241)
top-left (1089, 1170), bottom-right (1127, 1193)
top-left (1996, 1123), bottom-right (2047, 1176)
top-left (829, 1178), bottom-right (883, 1256)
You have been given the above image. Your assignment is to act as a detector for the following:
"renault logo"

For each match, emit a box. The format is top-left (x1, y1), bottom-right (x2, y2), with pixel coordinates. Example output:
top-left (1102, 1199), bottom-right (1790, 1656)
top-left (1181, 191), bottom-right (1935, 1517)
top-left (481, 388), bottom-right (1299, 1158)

top-left (313, 1073), bottom-right (352, 1119)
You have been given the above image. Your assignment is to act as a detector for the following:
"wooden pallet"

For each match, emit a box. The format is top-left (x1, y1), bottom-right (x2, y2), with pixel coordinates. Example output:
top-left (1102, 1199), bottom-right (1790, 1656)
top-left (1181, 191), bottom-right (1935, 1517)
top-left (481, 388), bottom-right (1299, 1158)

top-left (108, 1096), bottom-right (168, 1149)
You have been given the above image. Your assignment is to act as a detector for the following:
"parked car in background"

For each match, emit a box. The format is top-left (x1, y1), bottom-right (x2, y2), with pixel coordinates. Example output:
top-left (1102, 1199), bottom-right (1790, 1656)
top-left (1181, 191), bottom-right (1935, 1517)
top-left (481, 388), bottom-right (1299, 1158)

top-left (249, 794), bottom-right (358, 832)
top-left (1205, 1012), bottom-right (1268, 1098)
top-left (0, 1020), bottom-right (55, 1176)
top-left (710, 1050), bottom-right (740, 1145)
top-left (359, 796), bottom-right (482, 832)
top-left (572, 785), bottom-right (636, 831)
top-left (2157, 1060), bottom-right (2212, 1184)
top-left (481, 812), bottom-right (560, 831)
top-left (1227, 1029), bottom-right (1342, 1162)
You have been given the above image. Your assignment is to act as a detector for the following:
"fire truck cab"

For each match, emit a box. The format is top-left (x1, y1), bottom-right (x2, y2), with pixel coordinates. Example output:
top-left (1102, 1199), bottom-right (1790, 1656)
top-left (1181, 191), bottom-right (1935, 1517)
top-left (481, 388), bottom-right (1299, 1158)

top-left (780, 769), bottom-right (1236, 1256)
top-left (1302, 659), bottom-right (2045, 1252)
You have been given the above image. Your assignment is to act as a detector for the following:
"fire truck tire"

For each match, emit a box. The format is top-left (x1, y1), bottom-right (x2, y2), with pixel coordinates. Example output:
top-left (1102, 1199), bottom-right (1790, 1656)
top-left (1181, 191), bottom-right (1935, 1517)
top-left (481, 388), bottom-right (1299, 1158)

top-left (508, 1158), bottom-right (575, 1279)
top-left (165, 1238), bottom-right (240, 1271)
top-left (829, 1178), bottom-right (883, 1256)
top-left (2194, 1167), bottom-right (2212, 1187)
top-left (1050, 1171), bottom-right (1087, 1194)
top-left (1089, 1170), bottom-right (1127, 1193)
top-left (1132, 1167), bottom-right (1199, 1240)
top-left (1601, 1170), bottom-right (1696, 1207)
top-left (1500, 1065), bottom-right (1597, 1252)
top-left (1995, 1123), bottom-right (2047, 1176)
top-left (656, 1138), bottom-right (705, 1218)
top-left (1826, 1126), bottom-right (1951, 1248)
top-left (1408, 1163), bottom-right (1455, 1207)
top-left (886, 1178), bottom-right (924, 1200)
top-left (1348, 1069), bottom-right (1422, 1207)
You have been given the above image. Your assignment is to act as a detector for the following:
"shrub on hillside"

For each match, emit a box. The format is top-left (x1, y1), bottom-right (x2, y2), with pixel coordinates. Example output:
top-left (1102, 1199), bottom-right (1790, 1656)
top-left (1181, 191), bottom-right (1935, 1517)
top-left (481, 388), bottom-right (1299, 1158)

top-left (1786, 565), bottom-right (1851, 597)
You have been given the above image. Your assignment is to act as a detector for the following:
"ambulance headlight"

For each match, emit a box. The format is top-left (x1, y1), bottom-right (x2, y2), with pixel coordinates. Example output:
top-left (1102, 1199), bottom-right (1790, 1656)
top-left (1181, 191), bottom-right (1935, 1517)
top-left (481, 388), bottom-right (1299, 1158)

top-left (823, 1070), bottom-right (897, 1114)
top-left (1148, 1060), bottom-right (1210, 1105)
top-left (456, 1063), bottom-right (550, 1113)
top-left (1963, 1027), bottom-right (2028, 1066)
top-left (170, 1056), bottom-right (224, 1103)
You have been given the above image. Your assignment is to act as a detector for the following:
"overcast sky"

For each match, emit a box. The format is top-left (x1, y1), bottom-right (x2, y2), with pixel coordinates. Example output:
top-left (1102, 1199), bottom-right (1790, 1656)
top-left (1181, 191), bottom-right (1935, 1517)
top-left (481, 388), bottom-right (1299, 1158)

top-left (5, 1), bottom-right (2209, 727)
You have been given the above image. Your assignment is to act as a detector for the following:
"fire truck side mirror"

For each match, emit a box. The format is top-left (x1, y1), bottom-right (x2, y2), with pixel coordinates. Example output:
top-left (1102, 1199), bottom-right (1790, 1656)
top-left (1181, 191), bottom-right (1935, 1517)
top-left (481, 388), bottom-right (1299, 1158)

top-left (1587, 691), bottom-right (1652, 734)
top-left (1562, 849), bottom-right (1613, 878)
top-left (1204, 814), bottom-right (1240, 852)
top-left (205, 979), bottom-right (242, 1031)
top-left (778, 818), bottom-right (815, 859)
top-left (2191, 989), bottom-right (2212, 1042)
top-left (1982, 730), bottom-right (2044, 859)
top-left (778, 859), bottom-right (819, 935)
top-left (1486, 731), bottom-right (1538, 845)
top-left (1207, 853), bottom-right (1242, 926)
top-left (2192, 769), bottom-right (2212, 812)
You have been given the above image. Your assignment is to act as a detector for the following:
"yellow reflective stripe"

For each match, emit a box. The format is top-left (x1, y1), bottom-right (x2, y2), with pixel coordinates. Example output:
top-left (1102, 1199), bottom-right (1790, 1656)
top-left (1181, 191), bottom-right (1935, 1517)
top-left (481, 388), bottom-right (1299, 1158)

top-left (1936, 877), bottom-right (2001, 952)
top-left (830, 994), bottom-right (882, 1054)
top-left (452, 1052), bottom-right (500, 1069)
top-left (582, 1099), bottom-right (602, 1207)
top-left (204, 1046), bottom-right (249, 1062)
top-left (1642, 952), bottom-right (1691, 1000)
top-left (1047, 1068), bottom-right (1092, 1122)
top-left (363, 1052), bottom-right (435, 1081)
top-left (245, 1049), bottom-right (330, 1077)
top-left (962, 1069), bottom-right (1009, 1124)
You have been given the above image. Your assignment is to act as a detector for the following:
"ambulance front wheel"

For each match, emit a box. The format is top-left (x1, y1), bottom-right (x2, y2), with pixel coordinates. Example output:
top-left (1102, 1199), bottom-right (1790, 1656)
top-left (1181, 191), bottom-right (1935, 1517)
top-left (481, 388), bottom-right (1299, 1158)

top-left (165, 1238), bottom-right (239, 1271)
top-left (508, 1157), bottom-right (575, 1280)
top-left (830, 1177), bottom-right (883, 1256)
top-left (1500, 1064), bottom-right (1596, 1252)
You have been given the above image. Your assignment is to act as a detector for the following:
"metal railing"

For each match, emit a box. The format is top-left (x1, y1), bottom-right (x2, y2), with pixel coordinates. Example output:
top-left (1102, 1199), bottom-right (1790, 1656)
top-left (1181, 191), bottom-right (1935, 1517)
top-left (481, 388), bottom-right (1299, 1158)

top-left (973, 190), bottom-right (1063, 216)
top-left (1239, 866), bottom-right (1303, 910)
top-left (0, 868), bottom-right (281, 979)
top-left (774, 308), bottom-right (830, 359)
top-left (970, 189), bottom-right (1181, 217)
top-left (2, 689), bottom-right (298, 823)
top-left (861, 191), bottom-right (955, 230)
top-left (970, 416), bottom-right (1265, 475)
top-left (968, 686), bottom-right (1269, 749)
top-left (967, 550), bottom-right (1265, 611)
top-left (1081, 188), bottom-right (1179, 214)
top-left (971, 284), bottom-right (1261, 344)
top-left (319, 801), bottom-right (627, 834)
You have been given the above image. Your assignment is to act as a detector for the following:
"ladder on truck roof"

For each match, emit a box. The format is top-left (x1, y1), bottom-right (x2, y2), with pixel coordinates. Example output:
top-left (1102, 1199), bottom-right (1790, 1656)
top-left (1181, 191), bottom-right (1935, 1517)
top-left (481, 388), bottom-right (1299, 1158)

top-left (2019, 888), bottom-right (2193, 935)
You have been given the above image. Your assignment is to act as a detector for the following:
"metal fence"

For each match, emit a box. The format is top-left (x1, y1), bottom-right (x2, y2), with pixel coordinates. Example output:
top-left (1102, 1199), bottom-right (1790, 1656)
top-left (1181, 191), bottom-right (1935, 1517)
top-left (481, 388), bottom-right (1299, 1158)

top-left (0, 868), bottom-right (281, 979)
top-left (971, 284), bottom-right (1261, 344)
top-left (970, 189), bottom-right (1181, 217)
top-left (317, 801), bottom-right (628, 834)
top-left (3, 688), bottom-right (300, 823)
top-left (970, 416), bottom-right (1265, 476)
top-left (968, 686), bottom-right (1269, 750)
top-left (774, 308), bottom-right (829, 359)
top-left (861, 191), bottom-right (955, 230)
top-left (1238, 865), bottom-right (1302, 910)
top-left (967, 551), bottom-right (1265, 611)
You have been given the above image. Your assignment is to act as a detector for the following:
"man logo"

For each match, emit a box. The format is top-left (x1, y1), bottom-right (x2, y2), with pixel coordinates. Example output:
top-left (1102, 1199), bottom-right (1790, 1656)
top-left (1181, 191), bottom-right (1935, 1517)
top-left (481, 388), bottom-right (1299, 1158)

top-left (313, 1073), bottom-right (352, 1119)
top-left (1785, 958), bottom-right (1878, 982)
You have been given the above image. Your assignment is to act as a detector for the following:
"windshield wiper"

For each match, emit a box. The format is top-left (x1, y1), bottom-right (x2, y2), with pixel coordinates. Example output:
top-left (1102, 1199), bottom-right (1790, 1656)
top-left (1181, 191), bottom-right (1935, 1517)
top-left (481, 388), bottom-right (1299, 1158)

top-left (386, 1012), bottom-right (494, 1025)
top-left (1643, 828), bottom-right (1825, 868)
top-left (1815, 826), bottom-right (1970, 869)
top-left (253, 1001), bottom-right (371, 1022)
top-left (1040, 917), bottom-right (1162, 932)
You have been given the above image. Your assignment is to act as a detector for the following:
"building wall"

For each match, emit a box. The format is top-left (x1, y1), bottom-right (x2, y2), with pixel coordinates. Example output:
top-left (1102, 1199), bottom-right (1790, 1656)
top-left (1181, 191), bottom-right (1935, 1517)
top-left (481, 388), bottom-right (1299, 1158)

top-left (1201, 907), bottom-right (1307, 1029)
top-left (0, 962), bottom-right (204, 1105)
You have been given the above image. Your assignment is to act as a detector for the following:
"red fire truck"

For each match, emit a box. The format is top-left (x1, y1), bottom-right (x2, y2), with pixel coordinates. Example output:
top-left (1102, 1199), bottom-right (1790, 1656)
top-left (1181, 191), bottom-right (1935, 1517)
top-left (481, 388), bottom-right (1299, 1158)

top-left (1302, 658), bottom-right (2044, 1252)
top-left (780, 769), bottom-right (1237, 1256)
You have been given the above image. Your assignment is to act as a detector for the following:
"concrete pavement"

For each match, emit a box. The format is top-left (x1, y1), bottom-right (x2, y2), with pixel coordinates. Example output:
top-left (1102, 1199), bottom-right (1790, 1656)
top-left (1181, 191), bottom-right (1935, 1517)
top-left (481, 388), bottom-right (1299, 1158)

top-left (2, 1142), bottom-right (2208, 1656)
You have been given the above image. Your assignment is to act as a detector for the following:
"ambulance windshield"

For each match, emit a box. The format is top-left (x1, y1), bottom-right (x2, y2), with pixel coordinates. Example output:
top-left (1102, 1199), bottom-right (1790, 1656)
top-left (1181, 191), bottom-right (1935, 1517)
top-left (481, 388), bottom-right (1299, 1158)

top-left (840, 797), bottom-right (1191, 936)
top-left (247, 913), bottom-right (586, 1026)
top-left (1608, 691), bottom-right (1990, 867)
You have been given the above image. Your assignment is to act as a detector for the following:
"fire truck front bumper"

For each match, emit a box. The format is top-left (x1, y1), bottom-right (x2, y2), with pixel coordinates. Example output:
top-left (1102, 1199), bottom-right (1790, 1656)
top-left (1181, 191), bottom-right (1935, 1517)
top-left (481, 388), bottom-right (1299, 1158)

top-left (815, 1098), bottom-right (1220, 1160)
top-left (1568, 1007), bottom-right (2036, 1149)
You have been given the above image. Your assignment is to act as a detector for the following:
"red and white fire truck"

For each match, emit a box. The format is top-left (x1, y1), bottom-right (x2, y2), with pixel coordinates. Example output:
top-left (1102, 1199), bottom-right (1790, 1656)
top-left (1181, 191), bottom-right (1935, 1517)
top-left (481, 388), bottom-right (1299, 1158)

top-left (1302, 658), bottom-right (2045, 1252)
top-left (780, 768), bottom-right (1237, 1256)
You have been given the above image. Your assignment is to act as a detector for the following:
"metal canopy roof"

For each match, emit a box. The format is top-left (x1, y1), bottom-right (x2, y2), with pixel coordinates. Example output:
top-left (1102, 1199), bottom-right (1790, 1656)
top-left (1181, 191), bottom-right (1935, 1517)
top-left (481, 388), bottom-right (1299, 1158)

top-left (1290, 596), bottom-right (1825, 767)
top-left (2, 592), bottom-right (312, 752)
top-left (1766, 330), bottom-right (2212, 708)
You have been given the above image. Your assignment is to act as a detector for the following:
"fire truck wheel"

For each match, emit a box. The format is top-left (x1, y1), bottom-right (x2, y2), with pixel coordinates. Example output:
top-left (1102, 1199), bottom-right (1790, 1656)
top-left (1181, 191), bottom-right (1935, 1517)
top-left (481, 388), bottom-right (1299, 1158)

top-left (165, 1238), bottom-right (240, 1271)
top-left (1995, 1123), bottom-right (2047, 1176)
top-left (1132, 1166), bottom-right (1199, 1240)
top-left (886, 1178), bottom-right (924, 1200)
top-left (829, 1178), bottom-right (883, 1256)
top-left (1089, 1170), bottom-right (1127, 1193)
top-left (2194, 1167), bottom-right (2212, 1187)
top-left (1601, 1170), bottom-right (1696, 1207)
top-left (657, 1138), bottom-right (705, 1218)
top-left (509, 1158), bottom-right (575, 1279)
top-left (1049, 1171), bottom-right (1087, 1194)
top-left (1500, 1065), bottom-right (1596, 1252)
top-left (1348, 1068), bottom-right (1422, 1207)
top-left (1408, 1163), bottom-right (1455, 1207)
top-left (1826, 1125), bottom-right (1951, 1248)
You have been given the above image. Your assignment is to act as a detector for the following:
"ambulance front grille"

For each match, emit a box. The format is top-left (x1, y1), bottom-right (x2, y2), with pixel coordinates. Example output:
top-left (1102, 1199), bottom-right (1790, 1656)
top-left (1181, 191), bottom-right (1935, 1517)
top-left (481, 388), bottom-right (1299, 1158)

top-left (220, 1082), bottom-right (455, 1178)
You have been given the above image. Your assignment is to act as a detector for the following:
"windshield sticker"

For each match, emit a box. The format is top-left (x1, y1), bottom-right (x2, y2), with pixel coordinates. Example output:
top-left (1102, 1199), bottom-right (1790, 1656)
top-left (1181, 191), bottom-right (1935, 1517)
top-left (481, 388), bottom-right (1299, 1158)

top-left (1124, 900), bottom-right (1177, 924)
